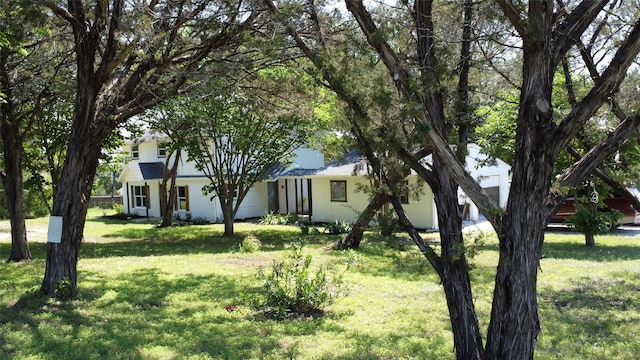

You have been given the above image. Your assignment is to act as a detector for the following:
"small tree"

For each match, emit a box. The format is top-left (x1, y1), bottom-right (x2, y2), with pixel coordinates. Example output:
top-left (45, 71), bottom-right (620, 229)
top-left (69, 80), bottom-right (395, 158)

top-left (567, 186), bottom-right (623, 246)
top-left (166, 83), bottom-right (315, 236)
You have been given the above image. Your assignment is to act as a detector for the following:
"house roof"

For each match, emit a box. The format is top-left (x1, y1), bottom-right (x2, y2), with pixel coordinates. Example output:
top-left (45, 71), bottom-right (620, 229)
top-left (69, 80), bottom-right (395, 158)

top-left (275, 145), bottom-right (511, 179)
top-left (119, 162), bottom-right (165, 182)
top-left (127, 129), bottom-right (168, 144)
top-left (277, 150), bottom-right (368, 178)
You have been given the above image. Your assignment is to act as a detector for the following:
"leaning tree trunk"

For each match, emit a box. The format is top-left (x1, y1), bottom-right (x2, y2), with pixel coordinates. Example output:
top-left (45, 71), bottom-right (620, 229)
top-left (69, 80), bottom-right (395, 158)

top-left (41, 135), bottom-right (103, 297)
top-left (335, 192), bottom-right (389, 250)
top-left (159, 150), bottom-right (181, 228)
top-left (41, 48), bottom-right (106, 296)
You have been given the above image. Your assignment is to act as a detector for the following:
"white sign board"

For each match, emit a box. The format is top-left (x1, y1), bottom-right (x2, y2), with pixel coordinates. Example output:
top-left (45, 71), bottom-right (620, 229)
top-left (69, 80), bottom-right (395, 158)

top-left (47, 216), bottom-right (63, 244)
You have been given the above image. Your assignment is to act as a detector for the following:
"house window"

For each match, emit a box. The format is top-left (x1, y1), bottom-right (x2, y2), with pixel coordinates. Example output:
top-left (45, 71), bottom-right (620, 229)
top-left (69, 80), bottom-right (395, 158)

top-left (131, 185), bottom-right (149, 208)
top-left (330, 180), bottom-right (347, 202)
top-left (399, 180), bottom-right (409, 204)
top-left (176, 185), bottom-right (190, 211)
top-left (157, 142), bottom-right (168, 158)
top-left (131, 144), bottom-right (139, 159)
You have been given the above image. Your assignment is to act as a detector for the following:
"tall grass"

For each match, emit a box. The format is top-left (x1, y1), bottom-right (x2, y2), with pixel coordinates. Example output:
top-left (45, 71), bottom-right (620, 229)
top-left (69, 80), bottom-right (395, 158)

top-left (0, 210), bottom-right (639, 359)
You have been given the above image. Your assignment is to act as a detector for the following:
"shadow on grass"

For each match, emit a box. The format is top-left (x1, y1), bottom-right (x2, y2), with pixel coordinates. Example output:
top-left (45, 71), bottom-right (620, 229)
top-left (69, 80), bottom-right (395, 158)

top-left (538, 272), bottom-right (640, 357)
top-left (305, 316), bottom-right (452, 359)
top-left (541, 241), bottom-right (640, 261)
top-left (79, 216), bottom-right (340, 259)
top-left (1, 267), bottom-right (331, 359)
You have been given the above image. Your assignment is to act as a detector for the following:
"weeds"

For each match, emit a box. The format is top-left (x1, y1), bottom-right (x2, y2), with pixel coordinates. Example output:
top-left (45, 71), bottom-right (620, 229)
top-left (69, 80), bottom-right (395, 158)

top-left (324, 220), bottom-right (352, 235)
top-left (239, 234), bottom-right (262, 253)
top-left (260, 211), bottom-right (299, 225)
top-left (257, 240), bottom-right (349, 318)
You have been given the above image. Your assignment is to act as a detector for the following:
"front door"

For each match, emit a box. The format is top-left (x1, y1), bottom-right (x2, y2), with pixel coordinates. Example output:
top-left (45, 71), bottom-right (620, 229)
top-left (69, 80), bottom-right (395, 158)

top-left (267, 181), bottom-right (279, 213)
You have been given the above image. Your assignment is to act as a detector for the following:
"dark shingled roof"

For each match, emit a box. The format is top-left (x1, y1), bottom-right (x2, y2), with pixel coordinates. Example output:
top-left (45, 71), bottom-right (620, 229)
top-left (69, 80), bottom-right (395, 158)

top-left (138, 162), bottom-right (165, 180)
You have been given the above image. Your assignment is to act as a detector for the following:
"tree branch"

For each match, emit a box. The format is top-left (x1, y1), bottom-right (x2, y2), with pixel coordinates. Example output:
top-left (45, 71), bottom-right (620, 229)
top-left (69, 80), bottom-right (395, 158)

top-left (551, 0), bottom-right (608, 68)
top-left (552, 17), bottom-right (640, 156)
top-left (496, 0), bottom-right (530, 42)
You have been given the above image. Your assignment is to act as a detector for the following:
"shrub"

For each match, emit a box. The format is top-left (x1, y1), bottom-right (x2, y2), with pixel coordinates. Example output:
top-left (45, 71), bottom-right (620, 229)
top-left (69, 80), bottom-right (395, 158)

top-left (567, 205), bottom-right (622, 235)
top-left (298, 218), bottom-right (311, 235)
top-left (239, 235), bottom-right (262, 253)
top-left (54, 277), bottom-right (73, 300)
top-left (324, 219), bottom-right (352, 235)
top-left (260, 212), bottom-right (299, 225)
top-left (377, 209), bottom-right (397, 235)
top-left (190, 217), bottom-right (210, 225)
top-left (257, 241), bottom-right (348, 318)
top-left (113, 203), bottom-right (124, 214)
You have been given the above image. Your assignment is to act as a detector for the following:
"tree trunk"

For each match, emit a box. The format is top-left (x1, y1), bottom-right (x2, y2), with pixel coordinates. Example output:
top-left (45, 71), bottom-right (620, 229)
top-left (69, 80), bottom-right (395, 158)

top-left (485, 4), bottom-right (554, 351)
top-left (0, 50), bottom-right (31, 262)
top-left (335, 192), bottom-right (389, 250)
top-left (41, 40), bottom-right (105, 296)
top-left (41, 137), bottom-right (102, 297)
top-left (220, 198), bottom-right (235, 237)
top-left (486, 214), bottom-right (545, 359)
top-left (110, 170), bottom-right (116, 207)
top-left (432, 162), bottom-right (484, 360)
top-left (485, 151), bottom-right (550, 359)
top-left (2, 138), bottom-right (31, 262)
top-left (159, 150), bottom-right (181, 228)
top-left (159, 181), bottom-right (172, 227)
top-left (585, 232), bottom-right (595, 247)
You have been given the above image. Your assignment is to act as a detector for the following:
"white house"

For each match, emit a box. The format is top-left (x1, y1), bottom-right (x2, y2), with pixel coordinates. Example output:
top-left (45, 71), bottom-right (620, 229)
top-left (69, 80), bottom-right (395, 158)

top-left (119, 133), bottom-right (510, 230)
top-left (273, 144), bottom-right (510, 229)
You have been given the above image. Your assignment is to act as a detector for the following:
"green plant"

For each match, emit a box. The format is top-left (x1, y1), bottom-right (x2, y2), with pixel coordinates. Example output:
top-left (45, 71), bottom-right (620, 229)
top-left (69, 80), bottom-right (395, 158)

top-left (239, 234), bottom-right (262, 253)
top-left (258, 240), bottom-right (348, 318)
top-left (567, 204), bottom-right (623, 235)
top-left (54, 277), bottom-right (72, 300)
top-left (298, 218), bottom-right (310, 235)
top-left (324, 219), bottom-right (352, 235)
top-left (260, 211), bottom-right (299, 225)
top-left (377, 209), bottom-right (397, 235)
top-left (113, 203), bottom-right (124, 214)
top-left (190, 217), bottom-right (210, 225)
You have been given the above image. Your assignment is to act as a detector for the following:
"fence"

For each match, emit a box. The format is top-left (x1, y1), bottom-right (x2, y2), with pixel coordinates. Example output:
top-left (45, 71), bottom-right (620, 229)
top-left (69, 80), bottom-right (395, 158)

top-left (88, 195), bottom-right (123, 209)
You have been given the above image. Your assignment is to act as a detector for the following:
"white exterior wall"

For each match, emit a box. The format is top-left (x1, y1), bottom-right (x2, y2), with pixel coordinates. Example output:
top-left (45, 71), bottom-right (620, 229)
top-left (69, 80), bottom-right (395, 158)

top-left (123, 181), bottom-right (160, 218)
top-left (132, 141), bottom-right (161, 163)
top-left (122, 138), bottom-right (271, 222)
top-left (397, 177), bottom-right (435, 230)
top-left (310, 176), bottom-right (370, 224)
top-left (177, 179), bottom-right (215, 220)
top-left (234, 182), bottom-right (269, 220)
top-left (122, 178), bottom-right (269, 222)
top-left (310, 175), bottom-right (435, 230)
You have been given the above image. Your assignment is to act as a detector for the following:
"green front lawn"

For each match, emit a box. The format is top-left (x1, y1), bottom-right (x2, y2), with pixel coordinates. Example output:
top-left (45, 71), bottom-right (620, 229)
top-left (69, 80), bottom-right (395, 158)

top-left (1, 210), bottom-right (639, 359)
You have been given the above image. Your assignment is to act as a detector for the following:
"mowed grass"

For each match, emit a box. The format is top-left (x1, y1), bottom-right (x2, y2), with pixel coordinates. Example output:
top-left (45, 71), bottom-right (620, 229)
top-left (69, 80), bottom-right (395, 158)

top-left (0, 210), bottom-right (639, 359)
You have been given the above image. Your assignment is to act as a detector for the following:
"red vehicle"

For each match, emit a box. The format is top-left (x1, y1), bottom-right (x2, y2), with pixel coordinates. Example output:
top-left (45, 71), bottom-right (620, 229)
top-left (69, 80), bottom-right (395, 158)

top-left (551, 194), bottom-right (639, 226)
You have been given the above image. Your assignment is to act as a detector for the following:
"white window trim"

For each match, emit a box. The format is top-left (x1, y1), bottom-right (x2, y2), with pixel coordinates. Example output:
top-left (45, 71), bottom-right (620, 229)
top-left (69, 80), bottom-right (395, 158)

top-left (131, 144), bottom-right (139, 160)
